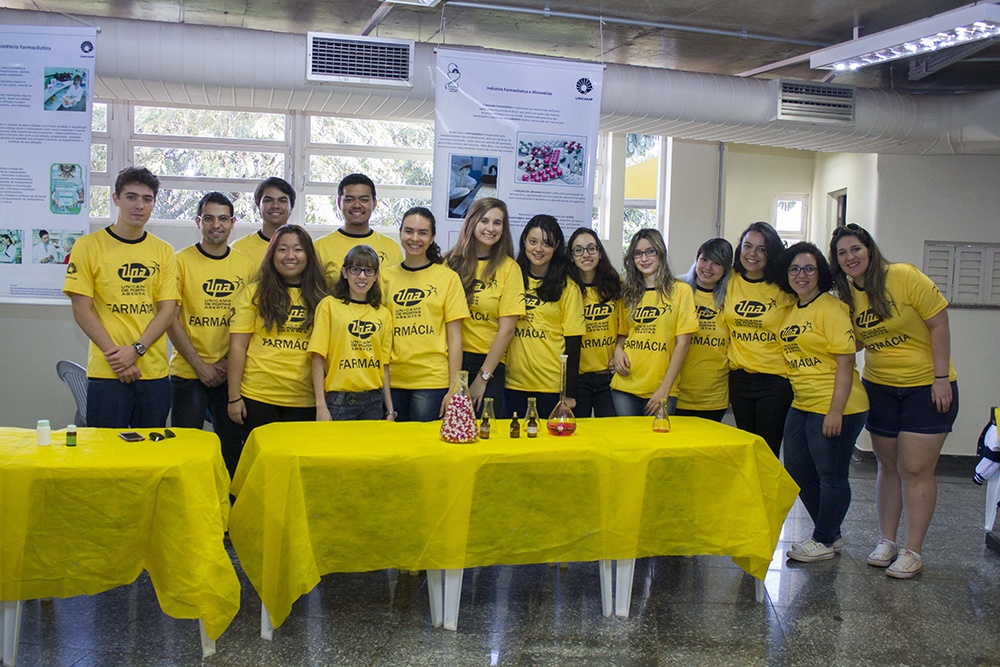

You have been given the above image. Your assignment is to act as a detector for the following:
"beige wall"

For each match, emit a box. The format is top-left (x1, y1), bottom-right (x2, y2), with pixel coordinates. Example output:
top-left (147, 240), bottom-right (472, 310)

top-left (811, 152), bottom-right (878, 247)
top-left (722, 144), bottom-right (816, 242)
top-left (666, 140), bottom-right (722, 273)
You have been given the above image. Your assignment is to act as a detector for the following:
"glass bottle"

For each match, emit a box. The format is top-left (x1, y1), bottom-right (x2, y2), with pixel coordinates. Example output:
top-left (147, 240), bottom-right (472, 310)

top-left (526, 397), bottom-right (539, 438)
top-left (510, 412), bottom-right (521, 438)
top-left (479, 397), bottom-right (495, 440)
top-left (440, 370), bottom-right (478, 443)
top-left (547, 354), bottom-right (577, 436)
top-left (652, 397), bottom-right (671, 433)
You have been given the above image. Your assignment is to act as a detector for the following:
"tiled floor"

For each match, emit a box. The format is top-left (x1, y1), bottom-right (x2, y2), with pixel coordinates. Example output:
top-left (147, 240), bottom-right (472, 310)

top-left (10, 457), bottom-right (1000, 666)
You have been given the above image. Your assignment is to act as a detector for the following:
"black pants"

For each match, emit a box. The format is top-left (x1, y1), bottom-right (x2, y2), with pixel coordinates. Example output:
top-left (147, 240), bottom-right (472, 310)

top-left (576, 371), bottom-right (615, 418)
top-left (241, 396), bottom-right (315, 448)
top-left (171, 377), bottom-right (245, 480)
top-left (461, 352), bottom-right (507, 418)
top-left (728, 369), bottom-right (792, 457)
top-left (674, 407), bottom-right (728, 422)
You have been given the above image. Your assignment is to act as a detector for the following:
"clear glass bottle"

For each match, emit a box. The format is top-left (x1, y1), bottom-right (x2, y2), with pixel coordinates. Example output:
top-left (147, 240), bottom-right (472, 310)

top-left (480, 397), bottom-right (495, 439)
top-left (547, 354), bottom-right (576, 436)
top-left (526, 397), bottom-right (539, 438)
top-left (440, 370), bottom-right (478, 443)
top-left (652, 397), bottom-right (671, 433)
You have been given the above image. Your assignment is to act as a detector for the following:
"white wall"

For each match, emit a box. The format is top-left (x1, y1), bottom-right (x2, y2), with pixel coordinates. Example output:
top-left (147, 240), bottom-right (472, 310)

top-left (876, 154), bottom-right (1000, 455)
top-left (810, 152), bottom-right (878, 246)
top-left (666, 140), bottom-right (722, 271)
top-left (722, 144), bottom-right (816, 242)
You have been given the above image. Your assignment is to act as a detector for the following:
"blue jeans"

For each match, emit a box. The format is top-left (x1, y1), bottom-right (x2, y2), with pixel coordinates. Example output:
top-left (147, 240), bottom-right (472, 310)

top-left (504, 389), bottom-right (559, 421)
top-left (576, 372), bottom-right (615, 418)
top-left (171, 377), bottom-right (245, 479)
top-left (391, 388), bottom-right (447, 422)
top-left (326, 389), bottom-right (384, 421)
top-left (611, 390), bottom-right (648, 417)
top-left (782, 408), bottom-right (868, 545)
top-left (87, 377), bottom-right (171, 429)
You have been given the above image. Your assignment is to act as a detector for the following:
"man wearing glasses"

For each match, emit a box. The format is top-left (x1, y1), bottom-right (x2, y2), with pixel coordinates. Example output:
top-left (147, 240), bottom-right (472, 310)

top-left (167, 192), bottom-right (255, 478)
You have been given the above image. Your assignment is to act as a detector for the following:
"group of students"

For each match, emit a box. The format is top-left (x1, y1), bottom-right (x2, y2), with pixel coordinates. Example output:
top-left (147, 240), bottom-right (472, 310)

top-left (64, 166), bottom-right (956, 582)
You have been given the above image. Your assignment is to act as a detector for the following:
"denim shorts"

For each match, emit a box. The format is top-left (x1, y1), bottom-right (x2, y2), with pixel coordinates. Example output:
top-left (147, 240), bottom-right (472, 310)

top-left (863, 379), bottom-right (959, 438)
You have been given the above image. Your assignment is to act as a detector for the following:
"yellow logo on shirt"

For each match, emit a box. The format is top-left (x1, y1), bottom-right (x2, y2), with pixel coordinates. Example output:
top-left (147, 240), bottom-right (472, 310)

top-left (202, 278), bottom-right (237, 297)
top-left (779, 324), bottom-right (809, 342)
top-left (584, 302), bottom-right (614, 321)
top-left (855, 309), bottom-right (882, 328)
top-left (288, 305), bottom-right (307, 324)
top-left (524, 293), bottom-right (543, 311)
top-left (696, 305), bottom-right (717, 320)
top-left (733, 300), bottom-right (767, 318)
top-left (117, 262), bottom-right (157, 284)
top-left (632, 305), bottom-right (664, 324)
top-left (348, 319), bottom-right (379, 340)
top-left (393, 287), bottom-right (429, 307)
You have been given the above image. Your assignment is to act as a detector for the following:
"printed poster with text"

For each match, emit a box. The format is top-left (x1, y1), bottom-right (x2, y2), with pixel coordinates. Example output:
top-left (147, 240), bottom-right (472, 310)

top-left (0, 25), bottom-right (95, 303)
top-left (434, 48), bottom-right (603, 248)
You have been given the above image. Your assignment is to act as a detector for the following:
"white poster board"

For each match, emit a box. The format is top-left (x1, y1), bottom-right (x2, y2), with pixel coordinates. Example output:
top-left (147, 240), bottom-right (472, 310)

top-left (433, 48), bottom-right (603, 247)
top-left (0, 25), bottom-right (95, 304)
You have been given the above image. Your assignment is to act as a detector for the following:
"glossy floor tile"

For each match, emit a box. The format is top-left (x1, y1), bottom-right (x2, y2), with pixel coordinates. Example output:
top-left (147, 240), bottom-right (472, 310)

top-left (9, 457), bottom-right (1000, 666)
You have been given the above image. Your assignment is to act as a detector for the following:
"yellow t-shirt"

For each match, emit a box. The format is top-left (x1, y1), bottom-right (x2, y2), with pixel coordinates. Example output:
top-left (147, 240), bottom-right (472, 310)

top-left (169, 244), bottom-right (256, 379)
top-left (611, 282), bottom-right (699, 399)
top-left (851, 262), bottom-right (956, 387)
top-left (672, 285), bottom-right (730, 411)
top-left (506, 277), bottom-right (586, 394)
top-left (580, 286), bottom-right (620, 374)
top-left (315, 229), bottom-right (403, 288)
top-left (780, 292), bottom-right (869, 415)
top-left (723, 273), bottom-right (795, 376)
top-left (310, 296), bottom-right (393, 393)
top-left (384, 262), bottom-right (470, 390)
top-left (230, 230), bottom-right (270, 276)
top-left (463, 256), bottom-right (526, 355)
top-left (62, 227), bottom-right (179, 380)
top-left (230, 284), bottom-right (314, 407)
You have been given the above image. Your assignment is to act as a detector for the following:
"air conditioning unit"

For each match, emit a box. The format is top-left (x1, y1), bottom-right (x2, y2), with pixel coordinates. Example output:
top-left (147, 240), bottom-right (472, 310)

top-left (307, 33), bottom-right (414, 87)
top-left (769, 79), bottom-right (855, 125)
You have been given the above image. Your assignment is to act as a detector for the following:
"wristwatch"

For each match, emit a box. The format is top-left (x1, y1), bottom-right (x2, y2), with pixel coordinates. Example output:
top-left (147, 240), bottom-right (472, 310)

top-left (479, 369), bottom-right (493, 382)
top-left (132, 342), bottom-right (147, 357)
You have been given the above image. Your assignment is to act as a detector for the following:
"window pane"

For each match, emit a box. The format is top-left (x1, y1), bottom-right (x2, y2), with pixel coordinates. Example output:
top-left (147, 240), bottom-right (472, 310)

top-left (134, 147), bottom-right (284, 180)
top-left (89, 186), bottom-right (109, 218)
top-left (92, 102), bottom-right (107, 133)
top-left (91, 144), bottom-right (107, 172)
top-left (622, 208), bottom-right (658, 249)
top-left (310, 155), bottom-right (432, 186)
top-left (775, 199), bottom-right (804, 233)
top-left (311, 117), bottom-right (433, 149)
top-left (151, 189), bottom-right (257, 221)
top-left (134, 106), bottom-right (285, 140)
top-left (305, 194), bottom-right (430, 227)
top-left (625, 134), bottom-right (659, 166)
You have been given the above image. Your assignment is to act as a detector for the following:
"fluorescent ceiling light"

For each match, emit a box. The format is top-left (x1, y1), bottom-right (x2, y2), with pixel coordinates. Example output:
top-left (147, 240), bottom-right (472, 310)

top-left (810, 3), bottom-right (1000, 71)
top-left (385, 0), bottom-right (444, 6)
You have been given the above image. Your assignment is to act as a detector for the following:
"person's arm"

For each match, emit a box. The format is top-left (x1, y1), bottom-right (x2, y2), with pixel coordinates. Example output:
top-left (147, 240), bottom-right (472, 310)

top-left (645, 334), bottom-right (691, 415)
top-left (382, 365), bottom-right (395, 421)
top-left (69, 293), bottom-right (141, 383)
top-left (311, 353), bottom-right (331, 421)
top-left (612, 334), bottom-right (630, 376)
top-left (925, 308), bottom-right (953, 413)
top-left (823, 353), bottom-right (855, 437)
top-left (227, 332), bottom-right (251, 424)
top-left (562, 335), bottom-right (582, 410)
top-left (104, 300), bottom-right (177, 378)
top-left (166, 316), bottom-right (226, 387)
top-left (469, 315), bottom-right (517, 410)
top-left (439, 319), bottom-right (464, 417)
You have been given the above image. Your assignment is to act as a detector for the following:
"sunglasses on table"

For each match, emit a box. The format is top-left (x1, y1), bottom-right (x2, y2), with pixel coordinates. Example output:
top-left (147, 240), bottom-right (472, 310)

top-left (149, 428), bottom-right (176, 442)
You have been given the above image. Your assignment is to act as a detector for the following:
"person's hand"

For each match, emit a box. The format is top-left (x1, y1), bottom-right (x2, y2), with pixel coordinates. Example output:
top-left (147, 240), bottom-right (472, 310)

top-left (105, 345), bottom-right (139, 374)
top-left (470, 375), bottom-right (487, 411)
top-left (644, 387), bottom-right (669, 416)
top-left (385, 411), bottom-right (396, 422)
top-left (195, 360), bottom-right (227, 388)
top-left (931, 377), bottom-right (952, 414)
top-left (563, 397), bottom-right (577, 411)
top-left (316, 405), bottom-right (332, 422)
top-left (116, 365), bottom-right (141, 384)
top-left (439, 393), bottom-right (451, 419)
top-left (612, 348), bottom-right (631, 376)
top-left (822, 411), bottom-right (843, 438)
top-left (228, 398), bottom-right (246, 425)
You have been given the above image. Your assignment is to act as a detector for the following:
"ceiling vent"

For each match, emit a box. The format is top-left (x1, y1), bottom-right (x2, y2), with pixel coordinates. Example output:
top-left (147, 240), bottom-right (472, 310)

top-left (770, 79), bottom-right (855, 125)
top-left (307, 33), bottom-right (414, 87)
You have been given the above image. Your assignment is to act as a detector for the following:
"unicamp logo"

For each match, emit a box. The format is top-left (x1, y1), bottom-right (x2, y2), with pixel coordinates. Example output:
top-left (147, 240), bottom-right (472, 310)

top-left (855, 309), bottom-right (883, 329)
top-left (393, 287), bottom-right (429, 307)
top-left (288, 305), bottom-right (307, 325)
top-left (584, 302), bottom-right (614, 321)
top-left (348, 319), bottom-right (379, 340)
top-left (733, 300), bottom-right (767, 318)
top-left (117, 262), bottom-right (156, 284)
top-left (632, 305), bottom-right (664, 324)
top-left (576, 78), bottom-right (593, 95)
top-left (202, 278), bottom-right (236, 298)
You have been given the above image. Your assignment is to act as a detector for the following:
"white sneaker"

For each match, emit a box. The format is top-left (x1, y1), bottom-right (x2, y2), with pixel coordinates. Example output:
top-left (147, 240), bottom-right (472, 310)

top-left (886, 548), bottom-right (923, 579)
top-left (791, 536), bottom-right (842, 553)
top-left (786, 539), bottom-right (836, 562)
top-left (867, 538), bottom-right (898, 567)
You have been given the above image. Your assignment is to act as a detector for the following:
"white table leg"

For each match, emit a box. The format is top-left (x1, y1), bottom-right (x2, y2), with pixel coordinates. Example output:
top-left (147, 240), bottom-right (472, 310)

top-left (598, 560), bottom-right (613, 617)
top-left (2, 600), bottom-right (23, 667)
top-left (755, 578), bottom-right (765, 603)
top-left (260, 602), bottom-right (274, 641)
top-left (426, 570), bottom-right (444, 628)
top-left (442, 569), bottom-right (464, 631)
top-left (985, 475), bottom-right (1000, 531)
top-left (198, 619), bottom-right (216, 658)
top-left (614, 559), bottom-right (635, 618)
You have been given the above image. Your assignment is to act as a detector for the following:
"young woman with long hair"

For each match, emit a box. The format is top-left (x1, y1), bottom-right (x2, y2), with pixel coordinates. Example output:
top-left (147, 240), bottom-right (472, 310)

top-left (444, 198), bottom-right (524, 416)
top-left (611, 228), bottom-right (698, 416)
top-left (567, 227), bottom-right (621, 418)
top-left (228, 224), bottom-right (327, 434)
top-left (383, 207), bottom-right (469, 421)
top-left (774, 242), bottom-right (868, 563)
top-left (310, 245), bottom-right (394, 421)
top-left (505, 215), bottom-right (585, 418)
top-left (723, 221), bottom-right (795, 456)
top-left (830, 223), bottom-right (958, 578)
top-left (671, 237), bottom-right (733, 422)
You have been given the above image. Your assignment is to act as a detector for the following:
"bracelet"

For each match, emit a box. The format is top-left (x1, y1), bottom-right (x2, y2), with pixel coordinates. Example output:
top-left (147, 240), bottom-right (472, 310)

top-left (385, 410), bottom-right (397, 418)
top-left (228, 397), bottom-right (243, 404)
top-left (934, 375), bottom-right (949, 379)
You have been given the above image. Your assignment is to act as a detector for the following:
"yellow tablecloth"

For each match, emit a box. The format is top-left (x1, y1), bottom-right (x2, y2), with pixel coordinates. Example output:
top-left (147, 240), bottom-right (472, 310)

top-left (230, 417), bottom-right (798, 629)
top-left (0, 428), bottom-right (240, 640)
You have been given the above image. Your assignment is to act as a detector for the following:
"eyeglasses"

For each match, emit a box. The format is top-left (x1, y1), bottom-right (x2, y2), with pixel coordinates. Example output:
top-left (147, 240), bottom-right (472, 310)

top-left (149, 428), bottom-right (176, 442)
top-left (788, 265), bottom-right (818, 276)
top-left (198, 215), bottom-right (233, 224)
top-left (572, 244), bottom-right (599, 257)
top-left (633, 248), bottom-right (658, 259)
top-left (347, 266), bottom-right (377, 277)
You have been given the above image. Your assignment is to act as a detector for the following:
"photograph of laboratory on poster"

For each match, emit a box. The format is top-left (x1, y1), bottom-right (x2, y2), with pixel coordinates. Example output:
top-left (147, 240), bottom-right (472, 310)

top-left (448, 154), bottom-right (499, 219)
top-left (50, 163), bottom-right (86, 215)
top-left (516, 133), bottom-right (586, 187)
top-left (1, 230), bottom-right (22, 265)
top-left (43, 67), bottom-right (87, 112)
top-left (30, 229), bottom-right (82, 265)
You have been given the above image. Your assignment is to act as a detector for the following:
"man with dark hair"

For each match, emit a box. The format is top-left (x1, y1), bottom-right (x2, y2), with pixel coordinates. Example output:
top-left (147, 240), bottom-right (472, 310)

top-left (167, 192), bottom-right (255, 477)
top-left (315, 173), bottom-right (402, 286)
top-left (232, 176), bottom-right (295, 267)
top-left (32, 229), bottom-right (58, 264)
top-left (63, 166), bottom-right (178, 428)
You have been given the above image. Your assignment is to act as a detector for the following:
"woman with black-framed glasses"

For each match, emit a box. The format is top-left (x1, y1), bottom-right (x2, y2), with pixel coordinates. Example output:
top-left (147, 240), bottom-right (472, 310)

top-left (567, 227), bottom-right (621, 417)
top-left (829, 223), bottom-right (958, 579)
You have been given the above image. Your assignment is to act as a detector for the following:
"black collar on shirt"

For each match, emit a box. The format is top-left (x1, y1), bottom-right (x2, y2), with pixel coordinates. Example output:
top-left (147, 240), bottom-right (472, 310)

top-left (401, 261), bottom-right (434, 272)
top-left (105, 226), bottom-right (147, 245)
top-left (195, 244), bottom-right (231, 260)
top-left (337, 228), bottom-right (375, 239)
